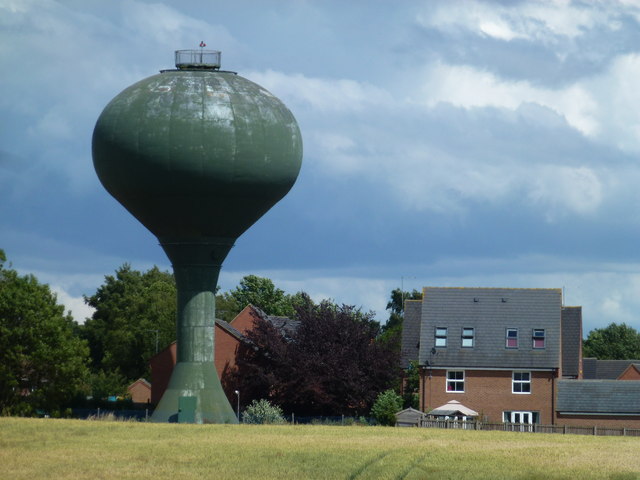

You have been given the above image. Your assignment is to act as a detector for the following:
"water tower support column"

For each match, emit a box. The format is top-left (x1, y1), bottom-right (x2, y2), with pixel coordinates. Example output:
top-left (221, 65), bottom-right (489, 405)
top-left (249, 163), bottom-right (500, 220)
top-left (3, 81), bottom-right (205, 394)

top-left (151, 239), bottom-right (238, 424)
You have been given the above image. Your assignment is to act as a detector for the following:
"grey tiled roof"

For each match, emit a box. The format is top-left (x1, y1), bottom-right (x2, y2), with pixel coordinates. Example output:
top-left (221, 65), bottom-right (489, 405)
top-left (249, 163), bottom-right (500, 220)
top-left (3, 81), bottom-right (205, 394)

top-left (557, 380), bottom-right (640, 414)
top-left (215, 318), bottom-right (246, 341)
top-left (561, 306), bottom-right (582, 377)
top-left (582, 357), bottom-right (597, 379)
top-left (400, 300), bottom-right (422, 369)
top-left (582, 358), bottom-right (640, 379)
top-left (266, 315), bottom-right (300, 340)
top-left (249, 305), bottom-right (300, 339)
top-left (418, 287), bottom-right (562, 369)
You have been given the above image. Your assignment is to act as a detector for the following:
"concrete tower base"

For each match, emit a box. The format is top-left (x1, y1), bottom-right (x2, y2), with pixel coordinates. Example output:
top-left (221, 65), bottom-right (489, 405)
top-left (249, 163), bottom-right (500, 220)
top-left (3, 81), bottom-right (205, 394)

top-left (151, 361), bottom-right (237, 423)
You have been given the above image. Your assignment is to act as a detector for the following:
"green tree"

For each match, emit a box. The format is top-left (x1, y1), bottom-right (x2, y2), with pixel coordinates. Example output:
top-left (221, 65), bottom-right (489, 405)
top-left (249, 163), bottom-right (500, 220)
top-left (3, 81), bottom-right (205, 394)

top-left (370, 389), bottom-right (403, 426)
top-left (216, 275), bottom-right (305, 322)
top-left (0, 249), bottom-right (89, 415)
top-left (383, 288), bottom-right (423, 333)
top-left (88, 369), bottom-right (128, 401)
top-left (80, 264), bottom-right (176, 384)
top-left (378, 288), bottom-right (422, 349)
top-left (402, 360), bottom-right (420, 409)
top-left (233, 296), bottom-right (398, 416)
top-left (583, 322), bottom-right (640, 360)
top-left (242, 398), bottom-right (286, 424)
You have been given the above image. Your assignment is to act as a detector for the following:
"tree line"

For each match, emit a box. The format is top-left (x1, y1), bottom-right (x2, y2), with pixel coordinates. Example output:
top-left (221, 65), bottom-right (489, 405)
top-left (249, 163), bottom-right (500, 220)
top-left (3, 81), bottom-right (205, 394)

top-left (2, 247), bottom-right (640, 417)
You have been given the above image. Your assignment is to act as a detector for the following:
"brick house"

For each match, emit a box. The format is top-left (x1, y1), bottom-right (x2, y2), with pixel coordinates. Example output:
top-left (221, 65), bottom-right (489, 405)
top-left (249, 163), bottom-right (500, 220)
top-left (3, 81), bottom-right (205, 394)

top-left (406, 287), bottom-right (577, 425)
top-left (402, 286), bottom-right (640, 428)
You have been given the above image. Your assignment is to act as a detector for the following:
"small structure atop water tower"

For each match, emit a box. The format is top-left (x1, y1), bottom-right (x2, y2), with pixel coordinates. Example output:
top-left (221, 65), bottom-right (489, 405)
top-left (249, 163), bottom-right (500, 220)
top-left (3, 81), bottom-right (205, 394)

top-left (92, 48), bottom-right (303, 423)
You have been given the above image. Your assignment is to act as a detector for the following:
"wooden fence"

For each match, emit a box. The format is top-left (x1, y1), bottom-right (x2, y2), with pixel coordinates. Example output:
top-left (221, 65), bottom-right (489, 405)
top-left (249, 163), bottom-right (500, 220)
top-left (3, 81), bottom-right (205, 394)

top-left (419, 418), bottom-right (640, 437)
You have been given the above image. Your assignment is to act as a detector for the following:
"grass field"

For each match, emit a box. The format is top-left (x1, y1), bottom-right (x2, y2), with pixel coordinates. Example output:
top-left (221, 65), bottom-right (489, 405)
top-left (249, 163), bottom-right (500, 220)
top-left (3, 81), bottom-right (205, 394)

top-left (0, 418), bottom-right (638, 480)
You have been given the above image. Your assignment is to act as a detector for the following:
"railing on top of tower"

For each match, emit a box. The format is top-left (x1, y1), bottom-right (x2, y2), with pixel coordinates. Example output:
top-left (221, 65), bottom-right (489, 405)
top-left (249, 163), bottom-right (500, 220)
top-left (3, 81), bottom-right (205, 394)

top-left (175, 45), bottom-right (221, 70)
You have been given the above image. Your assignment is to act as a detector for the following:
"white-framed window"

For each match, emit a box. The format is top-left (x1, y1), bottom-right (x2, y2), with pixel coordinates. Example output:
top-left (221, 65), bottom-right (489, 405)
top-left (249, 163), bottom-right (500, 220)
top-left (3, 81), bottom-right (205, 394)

top-left (512, 371), bottom-right (531, 394)
top-left (532, 329), bottom-right (545, 349)
top-left (435, 327), bottom-right (447, 347)
top-left (461, 327), bottom-right (474, 348)
top-left (506, 328), bottom-right (518, 348)
top-left (446, 370), bottom-right (464, 392)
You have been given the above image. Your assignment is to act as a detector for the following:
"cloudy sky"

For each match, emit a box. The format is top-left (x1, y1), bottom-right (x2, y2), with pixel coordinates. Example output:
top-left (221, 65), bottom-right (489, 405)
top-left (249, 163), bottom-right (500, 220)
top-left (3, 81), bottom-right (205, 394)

top-left (2, 0), bottom-right (640, 334)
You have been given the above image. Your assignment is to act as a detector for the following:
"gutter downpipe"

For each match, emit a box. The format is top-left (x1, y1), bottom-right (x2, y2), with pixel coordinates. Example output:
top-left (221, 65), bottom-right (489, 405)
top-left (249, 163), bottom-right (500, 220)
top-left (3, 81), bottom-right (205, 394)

top-left (551, 367), bottom-right (557, 425)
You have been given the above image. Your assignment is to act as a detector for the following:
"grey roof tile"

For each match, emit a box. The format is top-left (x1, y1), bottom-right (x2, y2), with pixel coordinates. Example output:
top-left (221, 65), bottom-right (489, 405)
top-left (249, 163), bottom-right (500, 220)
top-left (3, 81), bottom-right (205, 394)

top-left (418, 287), bottom-right (562, 369)
top-left (400, 300), bottom-right (422, 368)
top-left (582, 359), bottom-right (640, 379)
top-left (557, 380), bottom-right (640, 414)
top-left (215, 318), bottom-right (246, 341)
top-left (561, 306), bottom-right (582, 377)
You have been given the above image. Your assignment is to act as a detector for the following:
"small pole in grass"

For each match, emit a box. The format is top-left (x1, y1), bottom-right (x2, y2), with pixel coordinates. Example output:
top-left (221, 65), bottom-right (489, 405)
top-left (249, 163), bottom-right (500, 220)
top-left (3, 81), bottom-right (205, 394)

top-left (234, 390), bottom-right (240, 422)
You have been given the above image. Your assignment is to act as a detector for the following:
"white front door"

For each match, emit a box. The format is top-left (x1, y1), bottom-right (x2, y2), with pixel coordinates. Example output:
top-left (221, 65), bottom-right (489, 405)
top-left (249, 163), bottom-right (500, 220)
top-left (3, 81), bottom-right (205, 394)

top-left (510, 411), bottom-right (531, 424)
top-left (508, 411), bottom-right (533, 431)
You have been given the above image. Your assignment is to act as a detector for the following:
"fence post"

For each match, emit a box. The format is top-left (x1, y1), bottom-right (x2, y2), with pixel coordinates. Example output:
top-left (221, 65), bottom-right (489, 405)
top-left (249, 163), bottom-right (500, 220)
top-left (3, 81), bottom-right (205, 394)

top-left (145, 409), bottom-right (148, 421)
top-left (563, 424), bottom-right (567, 435)
top-left (292, 413), bottom-right (295, 425)
top-left (594, 426), bottom-right (597, 436)
top-left (623, 428), bottom-right (627, 437)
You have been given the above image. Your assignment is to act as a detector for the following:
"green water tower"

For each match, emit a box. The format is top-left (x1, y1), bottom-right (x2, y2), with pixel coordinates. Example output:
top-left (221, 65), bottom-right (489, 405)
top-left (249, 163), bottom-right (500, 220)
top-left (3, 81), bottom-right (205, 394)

top-left (92, 49), bottom-right (303, 423)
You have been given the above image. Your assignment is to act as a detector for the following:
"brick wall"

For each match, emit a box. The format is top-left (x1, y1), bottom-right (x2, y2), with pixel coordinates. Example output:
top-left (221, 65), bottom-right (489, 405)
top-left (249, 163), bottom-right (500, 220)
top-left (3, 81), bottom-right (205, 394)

top-left (229, 305), bottom-right (258, 335)
top-left (421, 368), bottom-right (556, 424)
top-left (149, 343), bottom-right (176, 405)
top-left (214, 327), bottom-right (239, 378)
top-left (618, 365), bottom-right (640, 380)
top-left (556, 415), bottom-right (640, 429)
top-left (127, 380), bottom-right (151, 404)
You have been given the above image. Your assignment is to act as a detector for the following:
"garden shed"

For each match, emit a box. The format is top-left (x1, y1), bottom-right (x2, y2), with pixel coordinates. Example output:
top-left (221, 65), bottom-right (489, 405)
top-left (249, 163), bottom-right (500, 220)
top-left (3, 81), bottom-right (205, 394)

top-left (395, 407), bottom-right (424, 427)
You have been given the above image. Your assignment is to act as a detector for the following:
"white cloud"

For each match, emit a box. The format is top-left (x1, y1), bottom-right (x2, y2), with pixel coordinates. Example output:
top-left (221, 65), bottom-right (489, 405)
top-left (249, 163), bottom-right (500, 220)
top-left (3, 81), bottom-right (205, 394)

top-left (527, 165), bottom-right (604, 219)
top-left (50, 286), bottom-right (95, 324)
top-left (419, 0), bottom-right (626, 43)
top-left (248, 57), bottom-right (629, 221)
top-left (417, 62), bottom-right (599, 136)
top-left (248, 70), bottom-right (394, 113)
top-left (120, 1), bottom-right (236, 52)
top-left (584, 53), bottom-right (640, 153)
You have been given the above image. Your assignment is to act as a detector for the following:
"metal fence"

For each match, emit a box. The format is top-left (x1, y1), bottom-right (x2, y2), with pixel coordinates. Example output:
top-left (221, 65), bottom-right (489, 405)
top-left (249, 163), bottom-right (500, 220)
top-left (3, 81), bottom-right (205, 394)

top-left (419, 418), bottom-right (640, 437)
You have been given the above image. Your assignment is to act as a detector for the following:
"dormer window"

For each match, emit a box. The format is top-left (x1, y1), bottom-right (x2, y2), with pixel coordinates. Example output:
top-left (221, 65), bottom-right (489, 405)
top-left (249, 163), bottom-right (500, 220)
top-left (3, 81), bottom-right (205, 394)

top-left (506, 328), bottom-right (518, 348)
top-left (435, 327), bottom-right (447, 347)
top-left (532, 329), bottom-right (545, 349)
top-left (462, 327), bottom-right (474, 347)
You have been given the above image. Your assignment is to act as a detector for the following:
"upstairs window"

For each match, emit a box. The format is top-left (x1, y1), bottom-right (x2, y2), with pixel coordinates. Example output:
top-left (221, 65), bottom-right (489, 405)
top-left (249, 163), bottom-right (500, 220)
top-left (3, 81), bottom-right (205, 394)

top-left (512, 371), bottom-right (531, 394)
top-left (435, 327), bottom-right (447, 347)
top-left (506, 328), bottom-right (518, 348)
top-left (462, 327), bottom-right (474, 348)
top-left (446, 370), bottom-right (464, 392)
top-left (532, 329), bottom-right (545, 349)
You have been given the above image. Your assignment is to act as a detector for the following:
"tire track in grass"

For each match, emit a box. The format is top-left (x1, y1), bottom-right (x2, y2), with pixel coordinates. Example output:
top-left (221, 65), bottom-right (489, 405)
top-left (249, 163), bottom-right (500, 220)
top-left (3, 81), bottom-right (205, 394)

top-left (348, 451), bottom-right (393, 480)
top-left (395, 453), bottom-right (431, 480)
